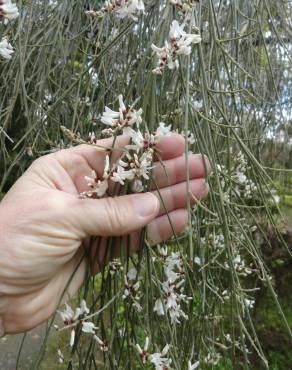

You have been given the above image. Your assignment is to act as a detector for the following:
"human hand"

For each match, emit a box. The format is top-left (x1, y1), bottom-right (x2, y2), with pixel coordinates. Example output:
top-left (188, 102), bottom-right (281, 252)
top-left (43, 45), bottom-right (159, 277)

top-left (0, 134), bottom-right (211, 335)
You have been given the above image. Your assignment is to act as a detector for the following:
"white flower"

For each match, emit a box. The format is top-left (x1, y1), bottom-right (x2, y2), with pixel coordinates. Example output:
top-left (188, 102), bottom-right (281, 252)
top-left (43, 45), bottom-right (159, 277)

top-left (194, 256), bottom-right (202, 266)
top-left (124, 107), bottom-right (143, 131)
top-left (161, 280), bottom-right (189, 324)
top-left (83, 156), bottom-right (110, 198)
top-left (164, 252), bottom-right (183, 282)
top-left (130, 151), bottom-right (152, 180)
top-left (127, 129), bottom-right (145, 150)
top-left (85, 170), bottom-right (98, 188)
top-left (188, 360), bottom-right (200, 370)
top-left (164, 265), bottom-right (180, 284)
top-left (101, 95), bottom-right (142, 133)
top-left (192, 100), bottom-right (203, 110)
top-left (157, 245), bottom-right (168, 257)
top-left (155, 122), bottom-right (172, 142)
top-left (84, 170), bottom-right (109, 197)
top-left (151, 43), bottom-right (178, 74)
top-left (152, 20), bottom-right (201, 74)
top-left (48, 0), bottom-right (58, 8)
top-left (95, 179), bottom-right (108, 197)
top-left (57, 349), bottom-right (64, 364)
top-left (103, 155), bottom-right (111, 178)
top-left (94, 0), bottom-right (145, 21)
top-left (168, 21), bottom-right (201, 48)
top-left (204, 352), bottom-right (221, 365)
top-left (112, 151), bottom-right (153, 186)
top-left (272, 194), bottom-right (280, 204)
top-left (0, 37), bottom-right (14, 60)
top-left (149, 344), bottom-right (172, 370)
top-left (88, 132), bottom-right (97, 144)
top-left (127, 267), bottom-right (138, 281)
top-left (70, 329), bottom-right (75, 347)
top-left (131, 178), bottom-right (144, 193)
top-left (168, 302), bottom-right (188, 324)
top-left (0, 0), bottom-right (19, 22)
top-left (123, 276), bottom-right (142, 311)
top-left (244, 298), bottom-right (255, 309)
top-left (109, 258), bottom-right (123, 274)
top-left (233, 254), bottom-right (242, 266)
top-left (80, 300), bottom-right (90, 315)
top-left (93, 335), bottom-right (108, 352)
top-left (82, 321), bottom-right (98, 334)
top-left (271, 188), bottom-right (280, 204)
top-left (236, 170), bottom-right (247, 184)
top-left (58, 300), bottom-right (90, 325)
top-left (136, 337), bottom-right (149, 363)
top-left (111, 164), bottom-right (133, 185)
top-left (153, 298), bottom-right (165, 316)
top-left (101, 95), bottom-right (125, 126)
top-left (169, 20), bottom-right (185, 39)
top-left (59, 301), bottom-right (97, 347)
top-left (222, 290), bottom-right (230, 301)
top-left (58, 303), bottom-right (75, 324)
top-left (116, 0), bottom-right (145, 21)
top-left (101, 106), bottom-right (121, 126)
top-left (153, 249), bottom-right (189, 325)
top-left (128, 123), bottom-right (171, 151)
top-left (225, 333), bottom-right (232, 342)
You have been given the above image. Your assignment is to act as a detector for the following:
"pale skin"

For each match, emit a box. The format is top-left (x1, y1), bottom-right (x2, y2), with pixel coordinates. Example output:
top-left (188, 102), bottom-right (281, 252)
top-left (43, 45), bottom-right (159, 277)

top-left (0, 133), bottom-right (211, 335)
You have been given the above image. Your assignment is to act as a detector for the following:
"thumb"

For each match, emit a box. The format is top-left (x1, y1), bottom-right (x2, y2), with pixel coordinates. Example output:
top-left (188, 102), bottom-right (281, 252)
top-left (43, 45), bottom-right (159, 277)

top-left (71, 192), bottom-right (160, 237)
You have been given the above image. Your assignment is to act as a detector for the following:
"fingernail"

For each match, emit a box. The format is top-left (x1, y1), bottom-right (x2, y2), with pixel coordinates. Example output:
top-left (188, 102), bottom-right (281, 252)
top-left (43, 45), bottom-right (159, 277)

top-left (133, 193), bottom-right (159, 218)
top-left (201, 180), bottom-right (210, 198)
top-left (198, 179), bottom-right (210, 199)
top-left (202, 155), bottom-right (212, 176)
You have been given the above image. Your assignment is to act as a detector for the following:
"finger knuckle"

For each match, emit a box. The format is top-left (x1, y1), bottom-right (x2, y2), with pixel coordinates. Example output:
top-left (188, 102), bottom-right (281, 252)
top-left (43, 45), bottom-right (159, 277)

top-left (103, 198), bottom-right (130, 234)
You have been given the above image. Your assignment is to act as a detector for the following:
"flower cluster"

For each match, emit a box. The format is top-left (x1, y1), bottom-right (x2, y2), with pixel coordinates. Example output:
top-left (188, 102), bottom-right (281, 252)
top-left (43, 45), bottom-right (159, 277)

top-left (101, 94), bottom-right (143, 136)
top-left (224, 333), bottom-right (251, 354)
top-left (81, 95), bottom-right (171, 198)
top-left (233, 151), bottom-right (257, 199)
top-left (152, 20), bottom-right (201, 74)
top-left (201, 232), bottom-right (225, 250)
top-left (85, 0), bottom-right (145, 22)
top-left (235, 169), bottom-right (257, 198)
top-left (219, 151), bottom-right (280, 204)
top-left (136, 338), bottom-right (172, 370)
top-left (109, 258), bottom-right (123, 275)
top-left (217, 151), bottom-right (258, 202)
top-left (58, 300), bottom-right (107, 351)
top-left (204, 352), bottom-right (221, 365)
top-left (225, 254), bottom-right (254, 277)
top-left (153, 247), bottom-right (190, 324)
top-left (122, 268), bottom-right (142, 311)
top-left (0, 0), bottom-right (19, 61)
top-left (0, 0), bottom-right (19, 23)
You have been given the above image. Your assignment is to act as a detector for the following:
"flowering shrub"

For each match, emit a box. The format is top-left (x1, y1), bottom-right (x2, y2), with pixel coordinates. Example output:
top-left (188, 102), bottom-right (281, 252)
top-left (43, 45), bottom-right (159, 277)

top-left (1, 0), bottom-right (291, 369)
